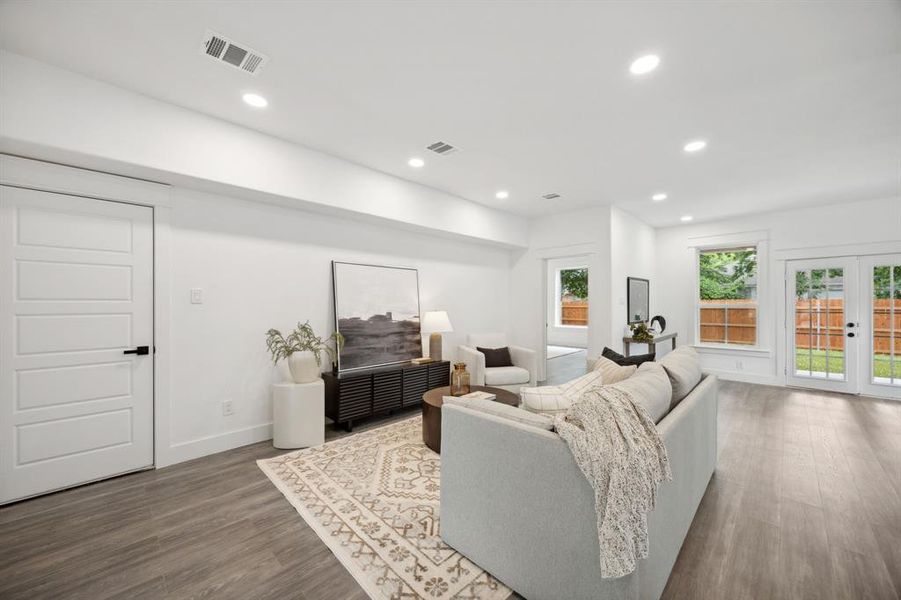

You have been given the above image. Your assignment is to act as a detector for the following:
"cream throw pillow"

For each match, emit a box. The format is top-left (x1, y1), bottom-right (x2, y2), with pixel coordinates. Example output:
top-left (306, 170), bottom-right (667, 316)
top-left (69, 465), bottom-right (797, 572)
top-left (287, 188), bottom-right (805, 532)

top-left (592, 355), bottom-right (637, 385)
top-left (520, 370), bottom-right (604, 415)
top-left (658, 346), bottom-right (702, 407)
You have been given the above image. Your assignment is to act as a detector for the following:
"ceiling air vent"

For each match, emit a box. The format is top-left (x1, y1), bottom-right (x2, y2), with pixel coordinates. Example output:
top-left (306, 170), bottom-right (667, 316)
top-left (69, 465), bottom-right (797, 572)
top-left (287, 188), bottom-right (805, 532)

top-left (201, 30), bottom-right (269, 75)
top-left (426, 141), bottom-right (460, 156)
top-left (542, 193), bottom-right (562, 200)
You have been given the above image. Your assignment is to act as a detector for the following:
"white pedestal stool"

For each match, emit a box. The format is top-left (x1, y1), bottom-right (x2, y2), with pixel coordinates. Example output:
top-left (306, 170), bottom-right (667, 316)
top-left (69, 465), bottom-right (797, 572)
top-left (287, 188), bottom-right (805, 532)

top-left (272, 379), bottom-right (325, 449)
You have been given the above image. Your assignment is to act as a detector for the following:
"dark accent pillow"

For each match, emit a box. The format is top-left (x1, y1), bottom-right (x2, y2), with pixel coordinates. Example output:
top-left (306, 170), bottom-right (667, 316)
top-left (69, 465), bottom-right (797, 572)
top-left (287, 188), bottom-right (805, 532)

top-left (602, 346), bottom-right (656, 367)
top-left (477, 346), bottom-right (514, 368)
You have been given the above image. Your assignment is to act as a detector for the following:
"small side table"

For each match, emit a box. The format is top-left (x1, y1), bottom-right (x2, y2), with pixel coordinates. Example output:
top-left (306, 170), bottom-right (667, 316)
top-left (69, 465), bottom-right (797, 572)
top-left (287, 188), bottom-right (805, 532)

top-left (272, 380), bottom-right (325, 449)
top-left (622, 332), bottom-right (678, 358)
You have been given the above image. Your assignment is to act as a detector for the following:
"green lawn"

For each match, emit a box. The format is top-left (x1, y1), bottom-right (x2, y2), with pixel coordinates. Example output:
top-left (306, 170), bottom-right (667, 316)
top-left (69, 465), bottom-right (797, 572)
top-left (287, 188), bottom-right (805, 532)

top-left (795, 349), bottom-right (895, 378)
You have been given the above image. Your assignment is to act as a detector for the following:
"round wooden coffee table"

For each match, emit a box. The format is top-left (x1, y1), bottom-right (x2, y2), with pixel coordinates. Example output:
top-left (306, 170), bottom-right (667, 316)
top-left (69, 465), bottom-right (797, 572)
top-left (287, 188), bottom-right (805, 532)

top-left (421, 385), bottom-right (520, 453)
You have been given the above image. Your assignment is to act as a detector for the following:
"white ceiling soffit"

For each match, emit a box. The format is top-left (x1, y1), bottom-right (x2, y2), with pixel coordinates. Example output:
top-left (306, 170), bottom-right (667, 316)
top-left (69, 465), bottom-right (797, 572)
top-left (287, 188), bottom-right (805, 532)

top-left (0, 1), bottom-right (899, 227)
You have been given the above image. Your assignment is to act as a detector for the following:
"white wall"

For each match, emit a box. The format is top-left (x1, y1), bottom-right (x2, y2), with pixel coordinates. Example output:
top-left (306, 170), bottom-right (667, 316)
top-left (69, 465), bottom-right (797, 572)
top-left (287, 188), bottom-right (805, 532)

top-left (546, 256), bottom-right (589, 348)
top-left (655, 196), bottom-right (901, 384)
top-left (510, 207), bottom-right (613, 380)
top-left (0, 50), bottom-right (527, 248)
top-left (609, 207), bottom-right (657, 356)
top-left (166, 187), bottom-right (513, 461)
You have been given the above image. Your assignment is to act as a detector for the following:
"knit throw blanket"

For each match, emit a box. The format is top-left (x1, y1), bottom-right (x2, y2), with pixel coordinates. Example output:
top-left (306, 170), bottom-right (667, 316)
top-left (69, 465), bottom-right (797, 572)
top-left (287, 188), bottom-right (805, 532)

top-left (555, 385), bottom-right (672, 579)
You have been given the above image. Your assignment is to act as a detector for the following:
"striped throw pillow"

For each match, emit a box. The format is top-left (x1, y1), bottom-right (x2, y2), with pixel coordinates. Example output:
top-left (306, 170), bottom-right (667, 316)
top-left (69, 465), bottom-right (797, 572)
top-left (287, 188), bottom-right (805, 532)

top-left (520, 370), bottom-right (604, 415)
top-left (592, 355), bottom-right (637, 385)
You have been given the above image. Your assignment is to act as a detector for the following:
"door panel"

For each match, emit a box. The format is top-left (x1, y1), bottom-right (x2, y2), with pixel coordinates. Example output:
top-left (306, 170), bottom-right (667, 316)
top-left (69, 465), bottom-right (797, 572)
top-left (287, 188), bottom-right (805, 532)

top-left (17, 361), bottom-right (132, 409)
top-left (17, 260), bottom-right (133, 300)
top-left (17, 314), bottom-right (133, 354)
top-left (0, 186), bottom-right (153, 504)
top-left (859, 255), bottom-right (901, 399)
top-left (786, 258), bottom-right (858, 394)
top-left (17, 206), bottom-right (133, 252)
top-left (17, 408), bottom-right (133, 465)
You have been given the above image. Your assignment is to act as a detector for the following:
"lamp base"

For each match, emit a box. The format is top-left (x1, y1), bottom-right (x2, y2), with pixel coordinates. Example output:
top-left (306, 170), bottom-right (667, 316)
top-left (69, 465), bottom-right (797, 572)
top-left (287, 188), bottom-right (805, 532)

top-left (429, 333), bottom-right (443, 362)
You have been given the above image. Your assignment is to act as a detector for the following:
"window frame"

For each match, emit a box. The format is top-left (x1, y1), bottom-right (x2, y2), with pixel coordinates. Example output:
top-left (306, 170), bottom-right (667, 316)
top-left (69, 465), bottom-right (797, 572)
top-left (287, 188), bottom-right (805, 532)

top-left (694, 244), bottom-right (762, 350)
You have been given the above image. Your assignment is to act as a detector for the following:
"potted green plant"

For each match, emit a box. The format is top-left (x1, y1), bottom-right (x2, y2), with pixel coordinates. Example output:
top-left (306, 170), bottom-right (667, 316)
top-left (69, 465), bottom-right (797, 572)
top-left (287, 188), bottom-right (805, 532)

top-left (265, 321), bottom-right (344, 383)
top-left (629, 321), bottom-right (654, 344)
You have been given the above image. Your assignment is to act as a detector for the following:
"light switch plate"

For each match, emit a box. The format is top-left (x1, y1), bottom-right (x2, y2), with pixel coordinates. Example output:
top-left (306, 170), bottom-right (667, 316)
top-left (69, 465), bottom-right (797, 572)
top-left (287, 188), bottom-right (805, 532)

top-left (190, 288), bottom-right (203, 304)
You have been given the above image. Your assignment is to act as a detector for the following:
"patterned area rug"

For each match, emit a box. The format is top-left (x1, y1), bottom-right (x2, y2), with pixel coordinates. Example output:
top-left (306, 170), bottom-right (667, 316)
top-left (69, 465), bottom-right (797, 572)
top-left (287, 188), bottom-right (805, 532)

top-left (258, 416), bottom-right (511, 600)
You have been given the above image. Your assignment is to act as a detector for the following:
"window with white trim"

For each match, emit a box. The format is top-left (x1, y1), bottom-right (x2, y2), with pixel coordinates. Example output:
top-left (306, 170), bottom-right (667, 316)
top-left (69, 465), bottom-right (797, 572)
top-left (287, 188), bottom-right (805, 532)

top-left (698, 247), bottom-right (758, 346)
top-left (556, 267), bottom-right (588, 327)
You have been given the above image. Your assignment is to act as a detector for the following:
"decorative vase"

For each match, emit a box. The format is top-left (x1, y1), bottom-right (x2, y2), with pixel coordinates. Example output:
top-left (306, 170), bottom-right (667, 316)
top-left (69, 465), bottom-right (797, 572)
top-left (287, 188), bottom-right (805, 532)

top-left (450, 362), bottom-right (470, 396)
top-left (287, 351), bottom-right (320, 383)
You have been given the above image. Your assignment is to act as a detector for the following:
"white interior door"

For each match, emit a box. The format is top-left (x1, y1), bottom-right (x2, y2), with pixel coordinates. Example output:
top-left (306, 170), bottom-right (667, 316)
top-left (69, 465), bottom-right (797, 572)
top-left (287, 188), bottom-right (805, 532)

top-left (859, 255), bottom-right (901, 400)
top-left (0, 186), bottom-right (154, 504)
top-left (786, 257), bottom-right (859, 394)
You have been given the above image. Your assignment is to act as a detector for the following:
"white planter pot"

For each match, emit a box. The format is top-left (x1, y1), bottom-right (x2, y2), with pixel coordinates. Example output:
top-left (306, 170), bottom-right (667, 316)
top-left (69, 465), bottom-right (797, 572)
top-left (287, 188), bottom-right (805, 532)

top-left (287, 351), bottom-right (320, 383)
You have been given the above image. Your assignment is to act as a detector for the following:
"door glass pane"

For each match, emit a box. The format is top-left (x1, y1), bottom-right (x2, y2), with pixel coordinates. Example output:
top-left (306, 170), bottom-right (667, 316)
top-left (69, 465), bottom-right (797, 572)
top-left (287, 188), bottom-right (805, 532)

top-left (873, 264), bottom-right (900, 386)
top-left (795, 268), bottom-right (846, 379)
top-left (825, 269), bottom-right (845, 381)
top-left (795, 270), bottom-right (813, 376)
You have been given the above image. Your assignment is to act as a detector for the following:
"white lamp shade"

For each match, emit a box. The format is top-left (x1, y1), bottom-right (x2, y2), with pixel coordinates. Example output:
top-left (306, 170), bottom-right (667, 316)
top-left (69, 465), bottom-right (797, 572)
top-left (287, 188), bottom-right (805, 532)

top-left (421, 310), bottom-right (453, 334)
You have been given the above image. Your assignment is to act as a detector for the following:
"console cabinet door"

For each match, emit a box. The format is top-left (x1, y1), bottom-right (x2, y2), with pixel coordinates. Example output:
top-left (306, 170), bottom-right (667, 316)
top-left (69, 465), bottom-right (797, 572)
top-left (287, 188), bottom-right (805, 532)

top-left (402, 365), bottom-right (428, 407)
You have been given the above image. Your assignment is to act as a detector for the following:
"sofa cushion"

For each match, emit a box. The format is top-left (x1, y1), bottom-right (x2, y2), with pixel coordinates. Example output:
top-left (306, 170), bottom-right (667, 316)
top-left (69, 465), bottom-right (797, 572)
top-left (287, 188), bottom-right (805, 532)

top-left (609, 362), bottom-right (672, 424)
top-left (520, 370), bottom-right (604, 415)
top-left (591, 355), bottom-right (637, 384)
top-left (484, 366), bottom-right (531, 386)
top-left (477, 346), bottom-right (514, 368)
top-left (602, 346), bottom-right (656, 367)
top-left (658, 346), bottom-right (702, 407)
top-left (443, 396), bottom-right (554, 430)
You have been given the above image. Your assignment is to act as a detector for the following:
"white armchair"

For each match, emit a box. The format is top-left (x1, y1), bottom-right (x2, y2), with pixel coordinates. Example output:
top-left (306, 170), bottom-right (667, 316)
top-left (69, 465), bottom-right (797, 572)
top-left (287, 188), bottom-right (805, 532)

top-left (457, 333), bottom-right (537, 394)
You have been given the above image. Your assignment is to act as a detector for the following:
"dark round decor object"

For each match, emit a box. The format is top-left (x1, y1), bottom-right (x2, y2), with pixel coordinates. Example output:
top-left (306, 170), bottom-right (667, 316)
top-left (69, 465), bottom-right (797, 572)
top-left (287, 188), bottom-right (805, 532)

top-left (650, 315), bottom-right (666, 333)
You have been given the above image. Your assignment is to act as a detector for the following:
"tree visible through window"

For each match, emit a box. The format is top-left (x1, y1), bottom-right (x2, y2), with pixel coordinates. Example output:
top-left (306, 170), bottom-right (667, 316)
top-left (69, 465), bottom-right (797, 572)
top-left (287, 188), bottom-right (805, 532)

top-left (559, 268), bottom-right (588, 326)
top-left (698, 248), bottom-right (757, 345)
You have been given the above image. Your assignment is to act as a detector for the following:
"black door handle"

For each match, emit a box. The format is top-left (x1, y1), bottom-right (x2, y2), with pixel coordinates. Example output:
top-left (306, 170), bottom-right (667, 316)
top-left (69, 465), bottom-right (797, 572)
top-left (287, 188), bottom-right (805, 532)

top-left (847, 333), bottom-right (855, 338)
top-left (124, 346), bottom-right (150, 355)
top-left (846, 322), bottom-right (855, 328)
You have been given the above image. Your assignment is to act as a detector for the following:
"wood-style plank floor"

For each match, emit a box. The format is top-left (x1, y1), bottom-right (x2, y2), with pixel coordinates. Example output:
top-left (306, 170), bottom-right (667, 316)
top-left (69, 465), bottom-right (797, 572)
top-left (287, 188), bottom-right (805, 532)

top-left (1, 380), bottom-right (899, 599)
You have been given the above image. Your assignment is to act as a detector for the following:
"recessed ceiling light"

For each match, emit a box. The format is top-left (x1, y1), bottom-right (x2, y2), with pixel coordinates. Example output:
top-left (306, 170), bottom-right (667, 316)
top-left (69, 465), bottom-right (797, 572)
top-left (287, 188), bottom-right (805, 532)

top-left (651, 193), bottom-right (668, 202)
top-left (495, 190), bottom-right (509, 200)
top-left (683, 139), bottom-right (707, 153)
top-left (629, 54), bottom-right (660, 75)
top-left (680, 215), bottom-right (693, 222)
top-left (242, 92), bottom-right (268, 108)
top-left (408, 157), bottom-right (425, 168)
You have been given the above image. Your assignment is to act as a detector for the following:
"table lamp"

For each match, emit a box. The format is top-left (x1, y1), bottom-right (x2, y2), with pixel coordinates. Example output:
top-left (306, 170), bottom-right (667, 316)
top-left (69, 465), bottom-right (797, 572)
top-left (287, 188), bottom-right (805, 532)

top-left (421, 311), bottom-right (453, 362)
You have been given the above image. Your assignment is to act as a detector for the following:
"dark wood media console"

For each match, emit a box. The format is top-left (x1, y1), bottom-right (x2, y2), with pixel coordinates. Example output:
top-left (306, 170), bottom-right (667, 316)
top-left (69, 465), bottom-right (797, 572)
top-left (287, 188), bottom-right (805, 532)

top-left (323, 360), bottom-right (450, 431)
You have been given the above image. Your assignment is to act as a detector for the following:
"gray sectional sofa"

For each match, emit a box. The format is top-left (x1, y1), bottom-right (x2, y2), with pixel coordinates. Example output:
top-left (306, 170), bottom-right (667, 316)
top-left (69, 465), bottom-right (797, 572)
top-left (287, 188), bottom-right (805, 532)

top-left (440, 360), bottom-right (717, 600)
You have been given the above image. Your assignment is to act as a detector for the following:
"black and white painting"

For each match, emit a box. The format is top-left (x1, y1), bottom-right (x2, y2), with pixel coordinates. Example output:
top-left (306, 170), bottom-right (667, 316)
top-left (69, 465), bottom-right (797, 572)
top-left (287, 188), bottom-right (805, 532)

top-left (333, 262), bottom-right (422, 371)
top-left (627, 277), bottom-right (650, 323)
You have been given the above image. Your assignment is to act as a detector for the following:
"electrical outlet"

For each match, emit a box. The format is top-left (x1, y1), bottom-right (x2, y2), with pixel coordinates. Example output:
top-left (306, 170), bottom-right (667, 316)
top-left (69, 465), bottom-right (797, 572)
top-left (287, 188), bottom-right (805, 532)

top-left (190, 288), bottom-right (203, 304)
top-left (735, 360), bottom-right (744, 371)
top-left (222, 400), bottom-right (235, 416)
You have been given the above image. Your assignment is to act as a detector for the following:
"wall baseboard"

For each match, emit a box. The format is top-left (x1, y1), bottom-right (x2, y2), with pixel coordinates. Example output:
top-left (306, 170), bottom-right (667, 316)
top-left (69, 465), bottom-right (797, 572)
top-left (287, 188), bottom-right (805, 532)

top-left (160, 422), bottom-right (273, 468)
top-left (704, 367), bottom-right (780, 386)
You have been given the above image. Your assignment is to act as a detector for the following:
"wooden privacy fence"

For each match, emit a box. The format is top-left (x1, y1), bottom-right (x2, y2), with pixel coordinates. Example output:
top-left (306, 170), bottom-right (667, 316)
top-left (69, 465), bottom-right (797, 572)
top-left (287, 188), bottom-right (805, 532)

top-left (699, 301), bottom-right (757, 345)
top-left (561, 300), bottom-right (588, 326)
top-left (794, 298), bottom-right (901, 354)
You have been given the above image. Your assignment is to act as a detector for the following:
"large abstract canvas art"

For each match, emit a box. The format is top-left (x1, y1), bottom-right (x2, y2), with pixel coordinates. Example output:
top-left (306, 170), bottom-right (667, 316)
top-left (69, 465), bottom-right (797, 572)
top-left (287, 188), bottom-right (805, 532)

top-left (332, 262), bottom-right (422, 371)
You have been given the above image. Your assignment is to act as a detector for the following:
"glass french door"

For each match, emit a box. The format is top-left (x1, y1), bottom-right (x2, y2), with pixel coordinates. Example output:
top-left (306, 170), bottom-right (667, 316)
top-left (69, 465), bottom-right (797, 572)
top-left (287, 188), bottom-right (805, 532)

top-left (786, 254), bottom-right (901, 399)
top-left (787, 258), bottom-right (858, 393)
top-left (859, 255), bottom-right (901, 399)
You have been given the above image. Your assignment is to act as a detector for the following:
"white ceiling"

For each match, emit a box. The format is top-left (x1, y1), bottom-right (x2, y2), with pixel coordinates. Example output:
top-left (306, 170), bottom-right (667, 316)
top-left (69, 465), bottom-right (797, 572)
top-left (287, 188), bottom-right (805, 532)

top-left (1, 1), bottom-right (899, 226)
